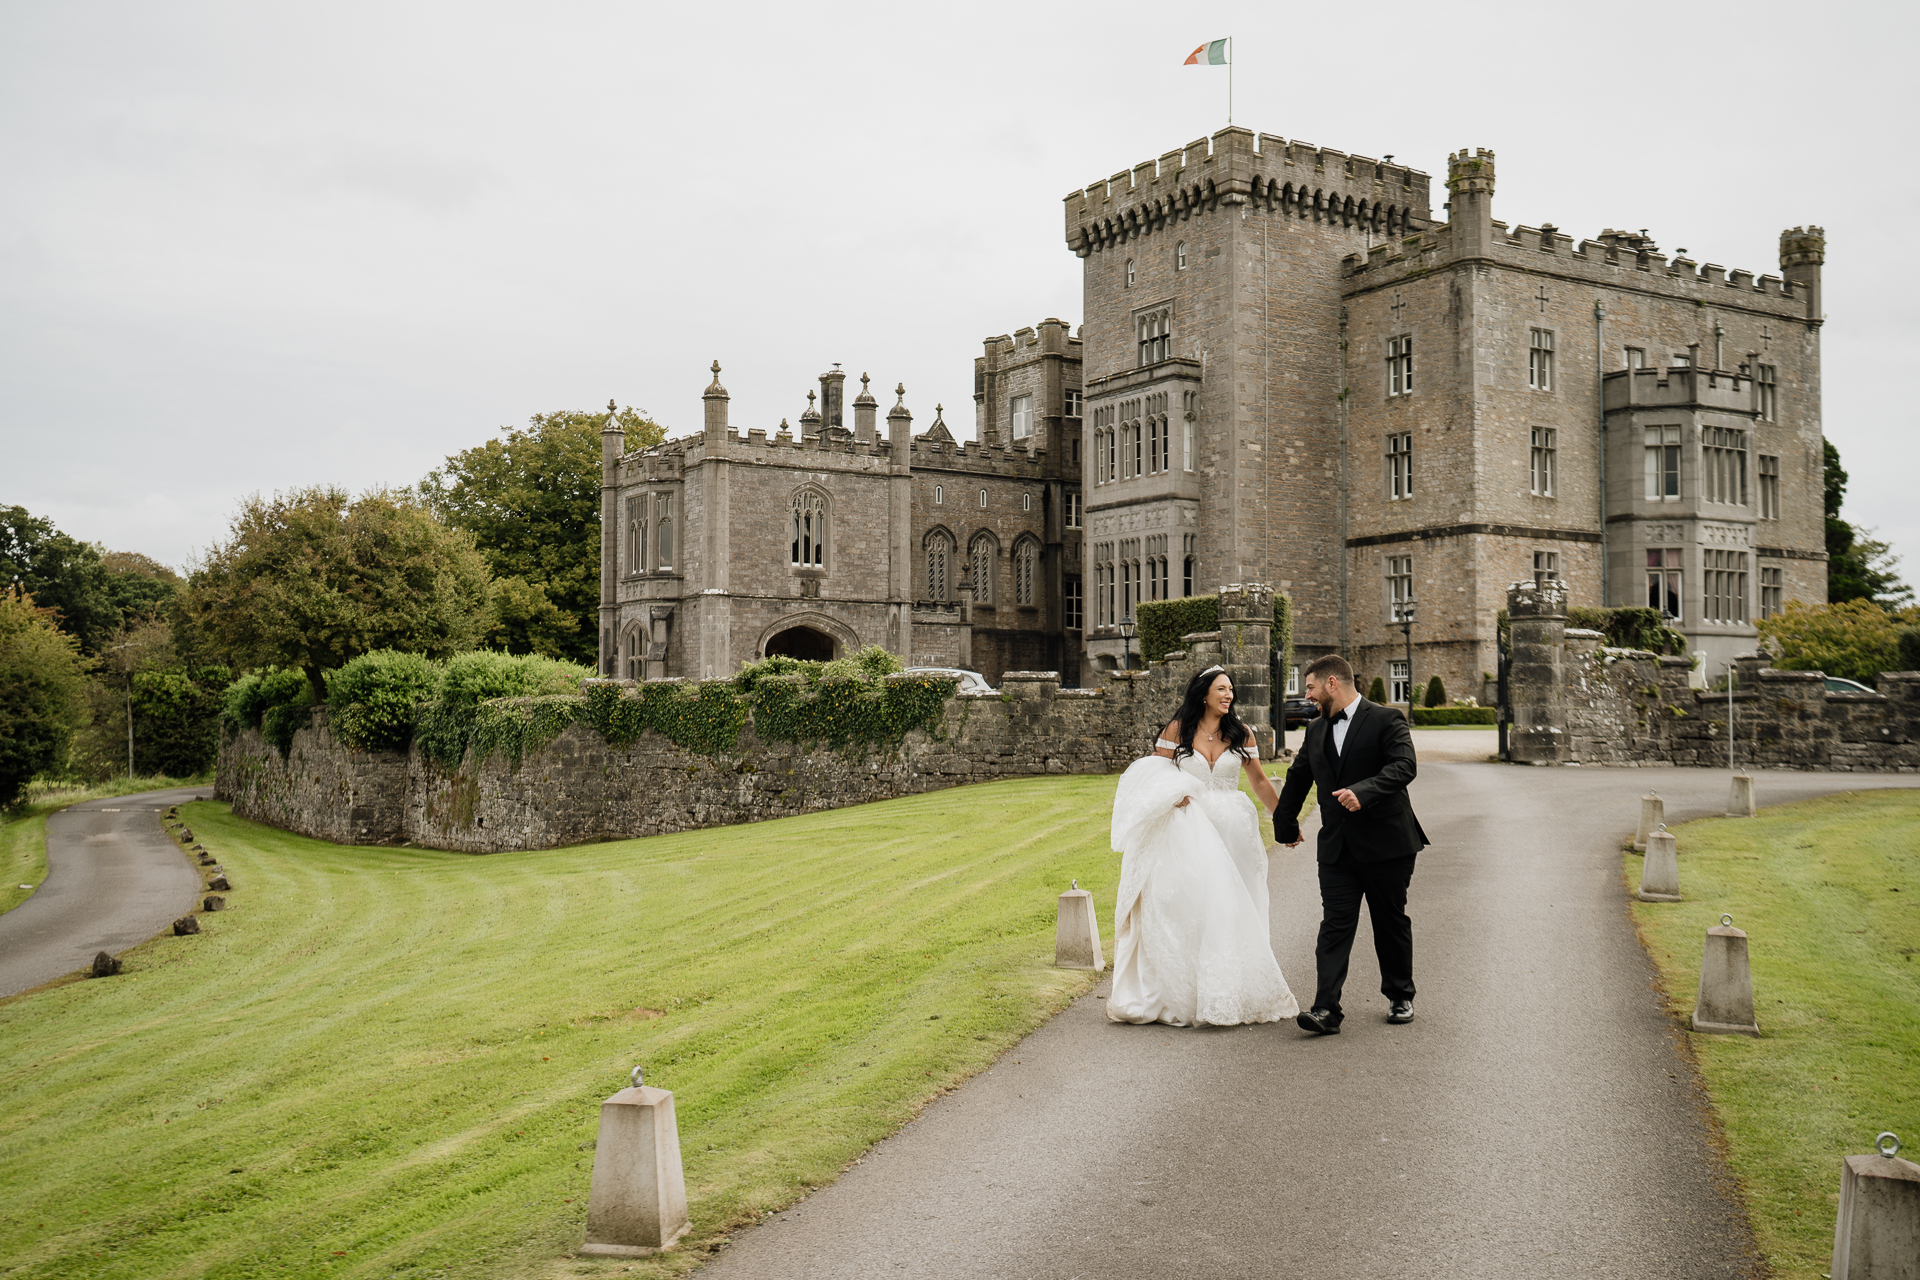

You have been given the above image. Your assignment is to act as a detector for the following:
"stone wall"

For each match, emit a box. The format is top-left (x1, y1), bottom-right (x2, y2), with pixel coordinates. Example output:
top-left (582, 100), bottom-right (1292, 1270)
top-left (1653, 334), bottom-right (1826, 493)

top-left (217, 586), bottom-right (1277, 852)
top-left (1505, 580), bottom-right (1920, 770)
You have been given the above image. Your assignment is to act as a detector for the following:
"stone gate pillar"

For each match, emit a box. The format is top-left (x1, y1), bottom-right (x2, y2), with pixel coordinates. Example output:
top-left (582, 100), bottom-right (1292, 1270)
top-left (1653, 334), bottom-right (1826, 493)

top-left (1507, 580), bottom-right (1569, 765)
top-left (1219, 583), bottom-right (1275, 758)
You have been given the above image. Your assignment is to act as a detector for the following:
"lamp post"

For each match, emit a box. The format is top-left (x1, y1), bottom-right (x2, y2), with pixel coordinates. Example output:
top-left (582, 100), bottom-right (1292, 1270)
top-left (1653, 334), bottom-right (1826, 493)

top-left (1398, 600), bottom-right (1417, 709)
top-left (1119, 614), bottom-right (1136, 672)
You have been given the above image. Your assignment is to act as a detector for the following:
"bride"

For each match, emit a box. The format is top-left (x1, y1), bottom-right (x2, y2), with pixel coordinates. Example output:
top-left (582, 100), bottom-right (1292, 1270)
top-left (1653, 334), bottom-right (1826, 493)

top-left (1107, 666), bottom-right (1299, 1027)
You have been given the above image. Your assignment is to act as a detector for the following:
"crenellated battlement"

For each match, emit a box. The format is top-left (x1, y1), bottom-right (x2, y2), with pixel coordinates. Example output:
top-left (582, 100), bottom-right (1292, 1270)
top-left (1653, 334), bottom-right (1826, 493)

top-left (1062, 126), bottom-right (1433, 257)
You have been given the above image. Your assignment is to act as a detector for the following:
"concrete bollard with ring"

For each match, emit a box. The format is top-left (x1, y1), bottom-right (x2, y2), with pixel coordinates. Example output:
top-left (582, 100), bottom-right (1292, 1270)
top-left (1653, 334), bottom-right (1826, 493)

top-left (1831, 1131), bottom-right (1920, 1280)
top-left (580, 1063), bottom-right (691, 1257)
top-left (1055, 877), bottom-right (1104, 971)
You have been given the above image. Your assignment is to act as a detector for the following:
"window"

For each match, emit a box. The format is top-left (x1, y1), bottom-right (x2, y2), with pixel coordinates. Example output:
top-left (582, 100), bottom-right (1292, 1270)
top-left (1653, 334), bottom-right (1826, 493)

top-left (934, 484), bottom-right (944, 504)
top-left (1094, 542), bottom-right (1114, 626)
top-left (1625, 346), bottom-right (1646, 369)
top-left (1119, 538), bottom-right (1140, 621)
top-left (1014, 540), bottom-right (1037, 605)
top-left (1066, 492), bottom-right (1082, 528)
top-left (1145, 535), bottom-right (1169, 601)
top-left (1704, 549), bottom-right (1748, 623)
top-left (1758, 455), bottom-right (1780, 520)
top-left (1387, 335), bottom-right (1414, 396)
top-left (1010, 394), bottom-right (1034, 440)
top-left (626, 494), bottom-right (648, 576)
top-left (1287, 664), bottom-right (1301, 696)
top-left (978, 488), bottom-right (988, 508)
top-left (1671, 351), bottom-right (1692, 368)
top-left (1530, 427), bottom-right (1556, 497)
top-left (1176, 240), bottom-right (1188, 270)
top-left (1760, 565), bottom-right (1783, 619)
top-left (1387, 432), bottom-right (1413, 500)
top-left (1024, 491), bottom-right (1035, 512)
top-left (1533, 549), bottom-right (1560, 587)
top-left (1528, 329), bottom-right (1555, 391)
top-left (1123, 418), bottom-right (1142, 477)
top-left (970, 535), bottom-right (995, 604)
top-left (1387, 555), bottom-right (1413, 621)
top-left (925, 531), bottom-right (952, 601)
top-left (790, 489), bottom-right (827, 569)
top-left (1124, 258), bottom-right (1135, 288)
top-left (1137, 309), bottom-right (1171, 366)
top-left (1703, 427), bottom-right (1748, 506)
top-left (1091, 405), bottom-right (1115, 483)
top-left (1644, 426), bottom-right (1681, 500)
top-left (1647, 548), bottom-right (1682, 620)
top-left (1183, 392), bottom-right (1197, 470)
top-left (1149, 415), bottom-right (1168, 473)
top-left (655, 494), bottom-right (674, 570)
top-left (1064, 389), bottom-right (1083, 418)
top-left (1756, 364), bottom-right (1777, 421)
top-left (1389, 660), bottom-right (1411, 706)
top-left (1064, 576), bottom-right (1083, 630)
top-left (625, 628), bottom-right (644, 680)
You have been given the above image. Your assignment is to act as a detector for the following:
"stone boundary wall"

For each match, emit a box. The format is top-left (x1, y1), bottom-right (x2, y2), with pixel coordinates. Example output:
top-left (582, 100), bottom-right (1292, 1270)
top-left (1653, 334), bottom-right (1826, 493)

top-left (216, 586), bottom-right (1279, 851)
top-left (1506, 580), bottom-right (1920, 770)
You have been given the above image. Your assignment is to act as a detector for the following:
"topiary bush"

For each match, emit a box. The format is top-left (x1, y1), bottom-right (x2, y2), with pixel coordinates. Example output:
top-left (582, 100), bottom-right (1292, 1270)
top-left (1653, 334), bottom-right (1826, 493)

top-left (326, 650), bottom-right (443, 752)
top-left (1424, 675), bottom-right (1446, 707)
top-left (1367, 676), bottom-right (1387, 703)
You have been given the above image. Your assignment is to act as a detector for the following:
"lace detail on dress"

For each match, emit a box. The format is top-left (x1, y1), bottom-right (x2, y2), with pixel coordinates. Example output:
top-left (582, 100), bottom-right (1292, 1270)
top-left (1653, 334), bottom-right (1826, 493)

top-left (1179, 749), bottom-right (1248, 792)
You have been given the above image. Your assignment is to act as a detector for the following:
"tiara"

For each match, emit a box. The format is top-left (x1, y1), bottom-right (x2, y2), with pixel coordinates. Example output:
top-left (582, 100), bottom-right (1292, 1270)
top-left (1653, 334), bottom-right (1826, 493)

top-left (1197, 665), bottom-right (1226, 677)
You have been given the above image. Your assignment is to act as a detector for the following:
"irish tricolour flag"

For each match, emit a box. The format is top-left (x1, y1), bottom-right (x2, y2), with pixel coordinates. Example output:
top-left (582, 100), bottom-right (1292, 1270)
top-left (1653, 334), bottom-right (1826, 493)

top-left (1184, 39), bottom-right (1229, 65)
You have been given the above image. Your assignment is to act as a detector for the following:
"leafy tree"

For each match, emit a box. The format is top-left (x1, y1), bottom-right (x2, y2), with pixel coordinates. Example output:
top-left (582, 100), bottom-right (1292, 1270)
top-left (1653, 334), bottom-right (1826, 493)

top-left (1757, 599), bottom-right (1918, 683)
top-left (420, 405), bottom-right (664, 664)
top-left (1824, 441), bottom-right (1913, 607)
top-left (0, 508), bottom-right (183, 654)
top-left (0, 589), bottom-right (91, 808)
top-left (181, 487), bottom-right (494, 702)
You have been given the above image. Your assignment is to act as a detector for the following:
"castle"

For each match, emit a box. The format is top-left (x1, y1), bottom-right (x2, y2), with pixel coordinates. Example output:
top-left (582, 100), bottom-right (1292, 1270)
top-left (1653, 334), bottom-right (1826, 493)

top-left (598, 129), bottom-right (1826, 699)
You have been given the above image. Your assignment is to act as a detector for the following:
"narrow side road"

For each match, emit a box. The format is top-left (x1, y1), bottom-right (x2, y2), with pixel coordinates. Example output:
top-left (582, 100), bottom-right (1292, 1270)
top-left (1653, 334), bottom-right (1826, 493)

top-left (698, 766), bottom-right (1917, 1280)
top-left (0, 787), bottom-right (210, 998)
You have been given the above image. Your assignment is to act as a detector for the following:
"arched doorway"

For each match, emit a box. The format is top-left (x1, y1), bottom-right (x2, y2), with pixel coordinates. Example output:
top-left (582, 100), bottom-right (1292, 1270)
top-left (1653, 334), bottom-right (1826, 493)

top-left (763, 625), bottom-right (837, 662)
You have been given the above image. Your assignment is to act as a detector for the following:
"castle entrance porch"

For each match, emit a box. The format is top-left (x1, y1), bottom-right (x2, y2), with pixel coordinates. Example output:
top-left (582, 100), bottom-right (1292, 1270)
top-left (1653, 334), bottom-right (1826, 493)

top-left (763, 625), bottom-right (837, 662)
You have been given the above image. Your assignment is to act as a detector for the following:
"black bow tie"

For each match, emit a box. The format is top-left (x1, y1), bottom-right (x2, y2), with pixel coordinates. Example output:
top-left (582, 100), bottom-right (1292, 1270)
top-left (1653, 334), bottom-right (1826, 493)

top-left (1329, 709), bottom-right (1349, 723)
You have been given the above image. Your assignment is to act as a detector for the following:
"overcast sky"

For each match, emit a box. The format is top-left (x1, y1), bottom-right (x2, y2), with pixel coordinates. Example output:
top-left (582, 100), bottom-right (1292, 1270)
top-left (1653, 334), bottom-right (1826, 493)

top-left (3, 0), bottom-right (1914, 585)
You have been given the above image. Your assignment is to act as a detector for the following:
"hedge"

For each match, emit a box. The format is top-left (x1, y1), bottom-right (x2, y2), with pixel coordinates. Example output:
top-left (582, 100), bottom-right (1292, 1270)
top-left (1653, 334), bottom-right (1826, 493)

top-left (1410, 706), bottom-right (1497, 726)
top-left (1135, 592), bottom-right (1292, 687)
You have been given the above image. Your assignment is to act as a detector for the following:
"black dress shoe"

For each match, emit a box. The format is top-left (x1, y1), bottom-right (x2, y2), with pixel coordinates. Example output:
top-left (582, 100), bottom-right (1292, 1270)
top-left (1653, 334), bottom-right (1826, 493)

top-left (1296, 1007), bottom-right (1341, 1035)
top-left (1387, 1000), bottom-right (1415, 1024)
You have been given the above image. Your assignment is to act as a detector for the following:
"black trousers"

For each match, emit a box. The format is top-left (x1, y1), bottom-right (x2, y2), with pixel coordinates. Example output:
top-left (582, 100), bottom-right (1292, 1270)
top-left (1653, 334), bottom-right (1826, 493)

top-left (1313, 851), bottom-right (1417, 1018)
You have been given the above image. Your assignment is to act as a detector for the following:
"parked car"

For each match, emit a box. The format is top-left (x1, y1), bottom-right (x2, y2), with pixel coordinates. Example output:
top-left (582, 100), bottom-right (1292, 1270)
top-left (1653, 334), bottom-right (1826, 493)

top-left (903, 667), bottom-right (995, 694)
top-left (1281, 696), bottom-right (1321, 729)
top-left (1824, 675), bottom-right (1875, 695)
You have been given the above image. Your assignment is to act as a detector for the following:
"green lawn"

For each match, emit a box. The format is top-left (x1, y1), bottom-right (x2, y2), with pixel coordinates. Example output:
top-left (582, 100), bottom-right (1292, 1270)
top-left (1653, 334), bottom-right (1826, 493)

top-left (0, 772), bottom-right (1142, 1280)
top-left (2, 775), bottom-right (210, 916)
top-left (1627, 790), bottom-right (1920, 1279)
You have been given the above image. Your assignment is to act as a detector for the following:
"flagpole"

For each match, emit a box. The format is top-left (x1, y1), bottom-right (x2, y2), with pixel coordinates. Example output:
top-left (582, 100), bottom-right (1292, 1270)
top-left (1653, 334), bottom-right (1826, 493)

top-left (1228, 37), bottom-right (1233, 124)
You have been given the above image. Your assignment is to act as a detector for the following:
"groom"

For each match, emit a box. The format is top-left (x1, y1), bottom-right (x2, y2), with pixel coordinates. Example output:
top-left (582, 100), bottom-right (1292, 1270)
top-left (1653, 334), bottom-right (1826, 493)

top-left (1273, 654), bottom-right (1427, 1034)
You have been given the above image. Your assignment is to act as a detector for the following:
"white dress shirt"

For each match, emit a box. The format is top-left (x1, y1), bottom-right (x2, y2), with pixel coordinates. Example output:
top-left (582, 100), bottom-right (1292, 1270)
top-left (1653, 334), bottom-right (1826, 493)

top-left (1330, 694), bottom-right (1364, 756)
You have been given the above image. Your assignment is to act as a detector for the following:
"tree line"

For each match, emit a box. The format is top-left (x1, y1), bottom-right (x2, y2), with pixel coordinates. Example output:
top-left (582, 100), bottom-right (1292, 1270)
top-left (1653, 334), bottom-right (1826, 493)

top-left (0, 406), bottom-right (660, 808)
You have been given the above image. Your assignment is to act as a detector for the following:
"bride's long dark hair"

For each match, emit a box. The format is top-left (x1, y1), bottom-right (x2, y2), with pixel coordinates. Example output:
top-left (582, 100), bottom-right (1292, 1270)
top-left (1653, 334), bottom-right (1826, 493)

top-left (1169, 666), bottom-right (1252, 760)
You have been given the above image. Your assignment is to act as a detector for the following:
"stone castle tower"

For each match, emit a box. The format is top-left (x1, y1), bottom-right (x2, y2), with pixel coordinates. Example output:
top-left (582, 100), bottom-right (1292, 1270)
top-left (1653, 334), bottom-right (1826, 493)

top-left (1068, 128), bottom-right (1825, 696)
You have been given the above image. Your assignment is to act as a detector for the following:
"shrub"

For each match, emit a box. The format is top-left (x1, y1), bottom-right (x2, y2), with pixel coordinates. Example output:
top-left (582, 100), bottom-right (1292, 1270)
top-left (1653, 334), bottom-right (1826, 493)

top-left (221, 667), bottom-right (314, 757)
top-left (130, 669), bottom-right (227, 776)
top-left (1367, 676), bottom-right (1387, 703)
top-left (1757, 599), bottom-right (1914, 684)
top-left (414, 652), bottom-right (592, 769)
top-left (1900, 626), bottom-right (1920, 672)
top-left (327, 651), bottom-right (443, 752)
top-left (1565, 606), bottom-right (1688, 655)
top-left (1411, 706), bottom-right (1497, 726)
top-left (0, 590), bottom-right (91, 808)
top-left (1423, 675), bottom-right (1446, 707)
top-left (733, 649), bottom-right (952, 751)
top-left (1136, 597), bottom-right (1220, 664)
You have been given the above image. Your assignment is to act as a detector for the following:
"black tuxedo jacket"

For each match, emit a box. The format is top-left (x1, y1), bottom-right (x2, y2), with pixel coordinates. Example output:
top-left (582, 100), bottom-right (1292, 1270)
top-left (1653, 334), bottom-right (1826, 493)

top-left (1274, 697), bottom-right (1428, 864)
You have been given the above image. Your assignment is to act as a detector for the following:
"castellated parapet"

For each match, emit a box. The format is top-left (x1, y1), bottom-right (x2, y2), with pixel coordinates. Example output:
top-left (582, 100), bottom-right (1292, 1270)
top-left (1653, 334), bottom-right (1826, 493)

top-left (1063, 126), bottom-right (1433, 257)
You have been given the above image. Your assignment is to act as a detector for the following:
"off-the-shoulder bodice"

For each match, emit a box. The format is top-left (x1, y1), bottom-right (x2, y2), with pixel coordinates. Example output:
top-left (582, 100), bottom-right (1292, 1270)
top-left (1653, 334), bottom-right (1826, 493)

top-left (1175, 747), bottom-right (1252, 792)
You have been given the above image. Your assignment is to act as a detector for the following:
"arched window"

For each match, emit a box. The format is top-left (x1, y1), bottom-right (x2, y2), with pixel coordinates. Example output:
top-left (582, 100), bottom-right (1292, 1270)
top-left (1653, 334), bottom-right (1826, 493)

top-left (625, 495), bottom-right (647, 576)
top-left (934, 484), bottom-right (944, 504)
top-left (1124, 258), bottom-right (1136, 287)
top-left (925, 530), bottom-right (953, 601)
top-left (1176, 240), bottom-right (1188, 270)
top-left (656, 493), bottom-right (674, 570)
top-left (1014, 539), bottom-right (1038, 606)
top-left (970, 534), bottom-right (996, 605)
top-left (790, 488), bottom-right (828, 569)
top-left (625, 627), bottom-right (645, 680)
top-left (978, 488), bottom-right (988, 509)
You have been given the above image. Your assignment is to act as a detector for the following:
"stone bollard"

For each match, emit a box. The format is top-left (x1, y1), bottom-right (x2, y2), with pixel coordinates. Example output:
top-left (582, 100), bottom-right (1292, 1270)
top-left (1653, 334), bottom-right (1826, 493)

top-left (208, 873), bottom-right (231, 892)
top-left (203, 895), bottom-right (226, 912)
top-left (1055, 879), bottom-right (1104, 971)
top-left (1690, 913), bottom-right (1759, 1035)
top-left (1634, 790), bottom-right (1664, 850)
top-left (1728, 774), bottom-right (1756, 818)
top-left (580, 1066), bottom-right (690, 1258)
top-left (1833, 1132), bottom-right (1920, 1280)
top-left (1638, 825), bottom-right (1681, 902)
top-left (90, 951), bottom-right (122, 978)
top-left (172, 916), bottom-right (200, 936)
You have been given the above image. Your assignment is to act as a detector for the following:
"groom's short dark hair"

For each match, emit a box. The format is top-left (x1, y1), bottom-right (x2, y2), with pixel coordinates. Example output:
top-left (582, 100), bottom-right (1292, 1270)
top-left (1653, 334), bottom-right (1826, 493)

top-left (1304, 654), bottom-right (1354, 687)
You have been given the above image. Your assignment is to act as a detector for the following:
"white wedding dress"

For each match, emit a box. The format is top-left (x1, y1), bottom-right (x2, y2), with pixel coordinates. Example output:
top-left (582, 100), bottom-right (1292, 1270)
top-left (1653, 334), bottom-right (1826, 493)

top-left (1106, 746), bottom-right (1299, 1027)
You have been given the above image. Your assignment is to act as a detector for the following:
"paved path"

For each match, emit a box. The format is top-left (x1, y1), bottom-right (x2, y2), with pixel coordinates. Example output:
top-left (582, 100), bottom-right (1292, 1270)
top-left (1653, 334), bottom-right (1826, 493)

top-left (703, 765), bottom-right (1918, 1280)
top-left (0, 787), bottom-right (209, 998)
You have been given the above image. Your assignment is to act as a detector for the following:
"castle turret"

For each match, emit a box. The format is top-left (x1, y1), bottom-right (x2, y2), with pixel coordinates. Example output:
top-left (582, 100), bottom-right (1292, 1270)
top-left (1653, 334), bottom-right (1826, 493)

top-left (818, 365), bottom-right (846, 432)
top-left (599, 399), bottom-right (624, 675)
top-left (852, 372), bottom-right (877, 445)
top-left (1779, 225), bottom-right (1825, 321)
top-left (702, 361), bottom-right (729, 446)
top-left (886, 385), bottom-right (914, 653)
top-left (1446, 147), bottom-right (1496, 259)
top-left (799, 390), bottom-right (821, 440)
